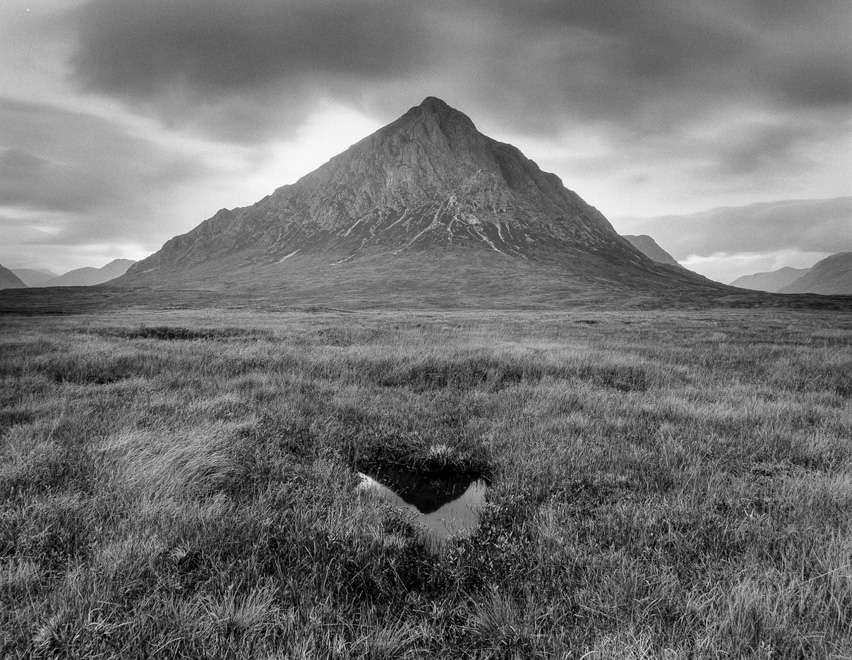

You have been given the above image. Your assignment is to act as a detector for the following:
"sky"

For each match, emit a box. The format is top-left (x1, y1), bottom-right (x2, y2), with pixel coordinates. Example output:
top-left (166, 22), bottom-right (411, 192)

top-left (1, 0), bottom-right (850, 282)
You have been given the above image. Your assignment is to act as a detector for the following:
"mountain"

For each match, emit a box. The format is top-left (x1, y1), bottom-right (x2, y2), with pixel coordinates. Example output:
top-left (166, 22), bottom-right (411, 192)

top-left (11, 268), bottom-right (59, 287)
top-left (0, 264), bottom-right (27, 290)
top-left (622, 235), bottom-right (681, 268)
top-left (42, 259), bottom-right (136, 287)
top-left (116, 97), bottom-right (726, 306)
top-left (779, 253), bottom-right (852, 295)
top-left (731, 266), bottom-right (810, 293)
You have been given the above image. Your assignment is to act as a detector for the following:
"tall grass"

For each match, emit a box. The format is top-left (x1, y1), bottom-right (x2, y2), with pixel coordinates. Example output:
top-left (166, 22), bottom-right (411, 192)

top-left (1, 308), bottom-right (850, 658)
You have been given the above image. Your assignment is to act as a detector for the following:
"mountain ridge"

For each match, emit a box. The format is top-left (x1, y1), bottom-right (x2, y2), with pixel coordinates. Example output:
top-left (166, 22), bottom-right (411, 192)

top-left (39, 258), bottom-right (136, 287)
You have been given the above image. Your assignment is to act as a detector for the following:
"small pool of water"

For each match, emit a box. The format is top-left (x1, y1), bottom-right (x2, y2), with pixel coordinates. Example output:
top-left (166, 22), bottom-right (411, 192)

top-left (358, 466), bottom-right (487, 545)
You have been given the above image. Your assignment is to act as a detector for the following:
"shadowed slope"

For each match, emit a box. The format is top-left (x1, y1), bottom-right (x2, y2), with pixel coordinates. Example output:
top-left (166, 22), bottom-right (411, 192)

top-left (623, 235), bottom-right (682, 268)
top-left (0, 264), bottom-right (27, 290)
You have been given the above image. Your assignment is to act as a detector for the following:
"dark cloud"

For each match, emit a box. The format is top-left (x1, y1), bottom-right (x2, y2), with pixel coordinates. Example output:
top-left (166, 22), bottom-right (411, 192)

top-left (65, 0), bottom-right (852, 148)
top-left (70, 0), bottom-right (431, 141)
top-left (711, 120), bottom-right (825, 177)
top-left (616, 197), bottom-right (852, 260)
top-left (447, 0), bottom-right (852, 138)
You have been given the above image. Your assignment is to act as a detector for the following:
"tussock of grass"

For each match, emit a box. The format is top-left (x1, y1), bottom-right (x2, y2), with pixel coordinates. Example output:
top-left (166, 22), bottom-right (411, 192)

top-left (1, 309), bottom-right (851, 657)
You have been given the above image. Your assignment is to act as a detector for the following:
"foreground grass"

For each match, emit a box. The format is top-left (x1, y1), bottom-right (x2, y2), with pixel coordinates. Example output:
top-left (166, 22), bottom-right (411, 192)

top-left (1, 308), bottom-right (851, 658)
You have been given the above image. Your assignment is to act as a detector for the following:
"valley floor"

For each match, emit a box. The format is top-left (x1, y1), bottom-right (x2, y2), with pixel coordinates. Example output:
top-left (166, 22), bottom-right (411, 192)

top-left (1, 308), bottom-right (851, 658)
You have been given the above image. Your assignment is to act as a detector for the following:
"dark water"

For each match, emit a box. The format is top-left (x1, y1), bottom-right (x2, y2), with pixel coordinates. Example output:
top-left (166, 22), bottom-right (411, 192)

top-left (358, 466), bottom-right (487, 545)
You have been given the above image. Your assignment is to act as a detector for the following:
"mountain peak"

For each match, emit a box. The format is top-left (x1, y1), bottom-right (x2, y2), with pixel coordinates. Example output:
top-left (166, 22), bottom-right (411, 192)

top-left (418, 96), bottom-right (452, 113)
top-left (396, 96), bottom-right (479, 138)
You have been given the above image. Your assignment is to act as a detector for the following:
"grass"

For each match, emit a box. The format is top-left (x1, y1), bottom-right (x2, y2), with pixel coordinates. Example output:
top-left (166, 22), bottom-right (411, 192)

top-left (1, 307), bottom-right (851, 658)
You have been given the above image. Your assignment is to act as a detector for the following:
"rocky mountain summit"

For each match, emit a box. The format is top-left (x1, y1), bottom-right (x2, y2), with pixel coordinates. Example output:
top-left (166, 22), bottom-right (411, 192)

top-left (118, 97), bottom-right (725, 304)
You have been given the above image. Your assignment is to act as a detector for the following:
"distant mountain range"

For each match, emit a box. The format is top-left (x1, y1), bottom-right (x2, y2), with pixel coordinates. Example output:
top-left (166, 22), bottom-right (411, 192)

top-left (11, 268), bottom-right (58, 287)
top-left (778, 253), bottom-right (852, 295)
top-left (11, 259), bottom-right (136, 287)
top-left (0, 264), bottom-right (27, 290)
top-left (113, 97), bottom-right (726, 306)
top-left (730, 267), bottom-right (811, 293)
top-left (732, 253), bottom-right (852, 295)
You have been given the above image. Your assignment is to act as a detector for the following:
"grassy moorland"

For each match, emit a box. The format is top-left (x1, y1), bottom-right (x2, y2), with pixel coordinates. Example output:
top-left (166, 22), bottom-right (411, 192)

top-left (1, 308), bottom-right (851, 658)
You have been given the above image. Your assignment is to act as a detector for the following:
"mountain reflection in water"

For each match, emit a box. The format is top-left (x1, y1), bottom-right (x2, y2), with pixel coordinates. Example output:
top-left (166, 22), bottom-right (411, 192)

top-left (358, 465), bottom-right (487, 545)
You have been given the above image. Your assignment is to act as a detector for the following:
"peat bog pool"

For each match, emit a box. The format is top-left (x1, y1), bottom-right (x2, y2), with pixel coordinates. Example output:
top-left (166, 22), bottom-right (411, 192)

top-left (357, 464), bottom-right (487, 547)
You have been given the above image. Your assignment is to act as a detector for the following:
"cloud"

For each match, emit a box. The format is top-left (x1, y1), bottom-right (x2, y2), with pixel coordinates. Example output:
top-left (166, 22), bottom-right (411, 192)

top-left (69, 0), bottom-right (431, 142)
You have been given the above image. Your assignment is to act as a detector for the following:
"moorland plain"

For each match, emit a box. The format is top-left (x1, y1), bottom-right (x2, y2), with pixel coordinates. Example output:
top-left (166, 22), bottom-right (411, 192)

top-left (1, 307), bottom-right (851, 658)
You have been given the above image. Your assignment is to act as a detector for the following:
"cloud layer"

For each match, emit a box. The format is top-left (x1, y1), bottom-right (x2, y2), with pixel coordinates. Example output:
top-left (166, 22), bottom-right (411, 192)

top-left (68, 0), bottom-right (852, 142)
top-left (70, 0), bottom-right (431, 141)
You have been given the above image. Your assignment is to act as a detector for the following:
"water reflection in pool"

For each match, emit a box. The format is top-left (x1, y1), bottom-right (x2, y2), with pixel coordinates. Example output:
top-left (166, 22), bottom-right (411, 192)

top-left (358, 467), bottom-right (487, 545)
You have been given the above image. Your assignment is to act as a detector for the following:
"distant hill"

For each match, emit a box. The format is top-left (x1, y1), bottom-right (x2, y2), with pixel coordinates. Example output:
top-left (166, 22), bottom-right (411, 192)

top-left (780, 253), bottom-right (852, 295)
top-left (11, 268), bottom-right (59, 287)
top-left (0, 264), bottom-right (27, 289)
top-left (38, 259), bottom-right (136, 287)
top-left (622, 235), bottom-right (681, 268)
top-left (731, 266), bottom-right (811, 293)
